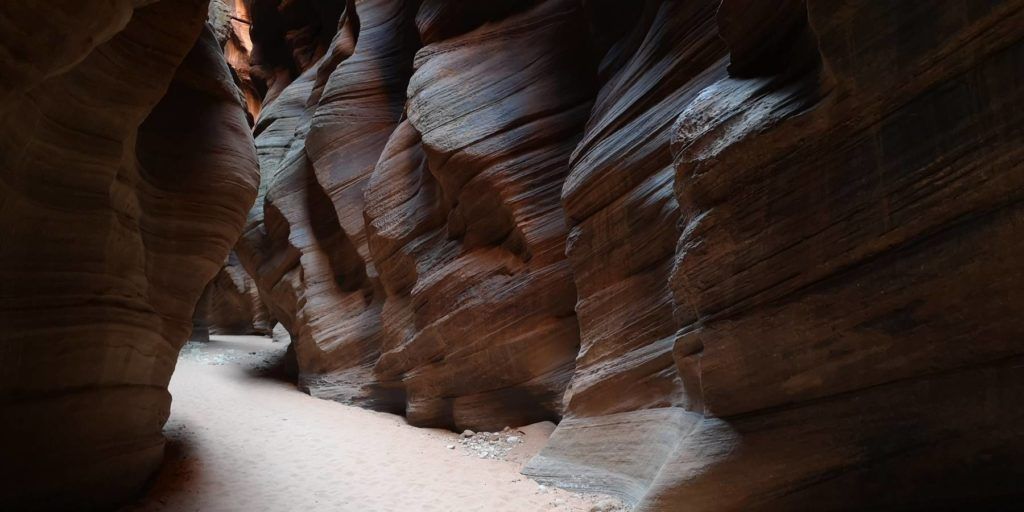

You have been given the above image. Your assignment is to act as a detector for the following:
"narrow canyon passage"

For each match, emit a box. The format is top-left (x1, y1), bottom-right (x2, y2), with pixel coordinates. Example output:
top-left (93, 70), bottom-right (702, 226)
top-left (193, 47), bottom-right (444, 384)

top-left (128, 337), bottom-right (620, 512)
top-left (3, 1), bottom-right (1024, 510)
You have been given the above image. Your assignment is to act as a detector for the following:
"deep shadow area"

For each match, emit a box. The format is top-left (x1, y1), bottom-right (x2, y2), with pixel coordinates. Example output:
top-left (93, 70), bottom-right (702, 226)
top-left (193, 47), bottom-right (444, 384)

top-left (245, 340), bottom-right (300, 382)
top-left (120, 436), bottom-right (201, 512)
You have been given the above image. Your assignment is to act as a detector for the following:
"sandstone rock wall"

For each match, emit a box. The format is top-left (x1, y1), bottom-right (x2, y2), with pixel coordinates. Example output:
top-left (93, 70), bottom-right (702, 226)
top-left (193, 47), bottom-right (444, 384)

top-left (363, 0), bottom-right (592, 429)
top-left (0, 1), bottom-right (259, 509)
top-left (209, 0), bottom-right (261, 121)
top-left (531, 1), bottom-right (1024, 510)
top-left (3, 0), bottom-right (1019, 510)
top-left (237, 0), bottom-right (1024, 509)
top-left (202, 251), bottom-right (274, 335)
top-left (237, 0), bottom-right (591, 429)
top-left (653, 2), bottom-right (1024, 509)
top-left (522, 0), bottom-right (731, 501)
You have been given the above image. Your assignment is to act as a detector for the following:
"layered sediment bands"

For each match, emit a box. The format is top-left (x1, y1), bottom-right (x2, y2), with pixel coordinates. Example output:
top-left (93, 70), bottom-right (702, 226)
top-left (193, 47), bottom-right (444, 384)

top-left (413, 0), bottom-right (538, 44)
top-left (0, 1), bottom-right (259, 509)
top-left (524, 0), bottom-right (729, 500)
top-left (230, 0), bottom-right (1023, 509)
top-left (235, 62), bottom-right (336, 377)
top-left (235, 0), bottom-right (415, 412)
top-left (247, 0), bottom-right (345, 103)
top-left (209, 0), bottom-right (261, 120)
top-left (559, 0), bottom-right (727, 418)
top-left (203, 252), bottom-right (274, 335)
top-left (365, 0), bottom-right (592, 429)
top-left (299, 0), bottom-right (419, 410)
top-left (234, 60), bottom-right (317, 341)
top-left (527, 0), bottom-right (1024, 510)
top-left (653, 1), bottom-right (1024, 509)
top-left (0, 1), bottom-right (137, 112)
top-left (239, 0), bottom-right (592, 428)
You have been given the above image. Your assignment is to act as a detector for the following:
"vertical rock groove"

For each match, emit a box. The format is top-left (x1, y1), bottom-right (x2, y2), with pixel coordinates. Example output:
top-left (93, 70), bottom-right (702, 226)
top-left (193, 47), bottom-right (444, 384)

top-left (1, 0), bottom-right (1022, 510)
top-left (234, 0), bottom-right (1024, 508)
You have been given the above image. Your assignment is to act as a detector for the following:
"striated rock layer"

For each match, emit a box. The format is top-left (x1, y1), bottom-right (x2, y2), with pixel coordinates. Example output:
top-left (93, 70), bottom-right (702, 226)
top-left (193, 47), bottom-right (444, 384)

top-left (202, 251), bottom-right (274, 335)
top-left (209, 0), bottom-right (261, 121)
top-left (0, 1), bottom-right (259, 510)
top-left (364, 0), bottom-right (592, 428)
top-left (237, 0), bottom-right (1024, 509)
top-left (237, 0), bottom-right (591, 430)
top-left (527, 1), bottom-right (1024, 510)
top-left (523, 0), bottom-right (731, 502)
top-left (1, 0), bottom-right (1007, 510)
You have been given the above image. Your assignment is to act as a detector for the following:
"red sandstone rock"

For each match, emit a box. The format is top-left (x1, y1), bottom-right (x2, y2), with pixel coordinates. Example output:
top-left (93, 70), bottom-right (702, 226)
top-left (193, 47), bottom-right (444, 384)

top-left (203, 251), bottom-right (274, 335)
top-left (523, 0), bottom-right (730, 502)
top-left (234, 3), bottom-right (1024, 508)
top-left (0, 2), bottom-right (258, 509)
top-left (237, 0), bottom-right (591, 429)
top-left (654, 1), bottom-right (1024, 509)
top-left (209, 0), bottom-right (261, 121)
top-left (298, 0), bottom-right (419, 411)
top-left (530, 1), bottom-right (1024, 510)
top-left (4, 0), bottom-right (1023, 510)
top-left (365, 0), bottom-right (592, 429)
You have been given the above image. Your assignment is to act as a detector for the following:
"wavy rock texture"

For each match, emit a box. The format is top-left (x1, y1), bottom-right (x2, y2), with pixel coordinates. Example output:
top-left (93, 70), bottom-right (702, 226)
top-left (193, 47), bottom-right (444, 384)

top-left (203, 251), bottom-right (274, 335)
top-left (234, 2), bottom-right (1024, 508)
top-left (0, 0), bottom-right (1017, 509)
top-left (299, 0), bottom-right (419, 411)
top-left (364, 0), bottom-right (592, 429)
top-left (0, 1), bottom-right (138, 112)
top-left (0, 1), bottom-right (259, 509)
top-left (528, 1), bottom-right (1024, 510)
top-left (209, 0), bottom-right (261, 120)
top-left (236, 0), bottom-right (414, 413)
top-left (522, 0), bottom-right (730, 499)
top-left (247, 0), bottom-right (345, 103)
top-left (237, 0), bottom-right (591, 429)
top-left (652, 1), bottom-right (1024, 509)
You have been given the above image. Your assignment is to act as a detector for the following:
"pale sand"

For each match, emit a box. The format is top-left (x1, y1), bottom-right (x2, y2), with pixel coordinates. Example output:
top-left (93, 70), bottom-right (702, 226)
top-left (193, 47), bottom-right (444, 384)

top-left (126, 335), bottom-right (620, 512)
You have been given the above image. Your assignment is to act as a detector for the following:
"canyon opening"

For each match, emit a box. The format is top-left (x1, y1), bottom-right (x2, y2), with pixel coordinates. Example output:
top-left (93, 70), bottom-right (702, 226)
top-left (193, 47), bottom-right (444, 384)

top-left (2, 0), bottom-right (1023, 511)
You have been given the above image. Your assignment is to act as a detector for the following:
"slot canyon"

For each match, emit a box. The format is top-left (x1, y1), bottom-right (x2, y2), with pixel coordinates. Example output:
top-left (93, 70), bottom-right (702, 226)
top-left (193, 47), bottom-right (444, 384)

top-left (1, 0), bottom-right (1023, 510)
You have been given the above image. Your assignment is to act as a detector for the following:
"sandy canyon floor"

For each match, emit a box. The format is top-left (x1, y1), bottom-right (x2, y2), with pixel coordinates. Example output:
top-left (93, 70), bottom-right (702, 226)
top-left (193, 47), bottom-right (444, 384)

top-left (125, 336), bottom-right (624, 512)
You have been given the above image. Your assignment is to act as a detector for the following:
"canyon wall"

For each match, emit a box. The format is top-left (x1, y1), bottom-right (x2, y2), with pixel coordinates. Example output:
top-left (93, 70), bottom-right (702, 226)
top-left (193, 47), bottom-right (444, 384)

top-left (238, 0), bottom-right (1024, 510)
top-left (0, 1), bottom-right (259, 510)
top-left (0, 0), bottom-right (1020, 510)
top-left (201, 251), bottom-right (274, 336)
top-left (528, 1), bottom-right (1024, 510)
top-left (236, 0), bottom-right (591, 428)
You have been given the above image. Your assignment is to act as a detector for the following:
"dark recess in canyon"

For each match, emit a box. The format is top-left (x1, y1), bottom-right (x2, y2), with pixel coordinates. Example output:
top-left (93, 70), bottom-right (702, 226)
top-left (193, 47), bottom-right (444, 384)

top-left (1, 0), bottom-right (1023, 511)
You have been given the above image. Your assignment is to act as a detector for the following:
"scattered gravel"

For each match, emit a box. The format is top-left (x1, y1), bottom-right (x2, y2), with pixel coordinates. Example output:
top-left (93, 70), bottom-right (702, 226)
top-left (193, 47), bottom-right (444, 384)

top-left (179, 342), bottom-right (241, 365)
top-left (450, 429), bottom-right (626, 509)
top-left (179, 341), bottom-right (271, 367)
top-left (454, 427), bottom-right (524, 460)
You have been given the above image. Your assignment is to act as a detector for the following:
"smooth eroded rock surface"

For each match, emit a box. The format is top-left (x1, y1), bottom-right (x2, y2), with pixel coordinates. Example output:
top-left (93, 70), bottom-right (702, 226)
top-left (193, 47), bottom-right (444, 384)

top-left (530, 1), bottom-right (1024, 510)
top-left (234, 2), bottom-right (1024, 508)
top-left (201, 251), bottom-right (274, 335)
top-left (238, 0), bottom-right (592, 430)
top-left (4, 0), bottom-right (1022, 510)
top-left (0, 2), bottom-right (259, 509)
top-left (364, 0), bottom-right (591, 429)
